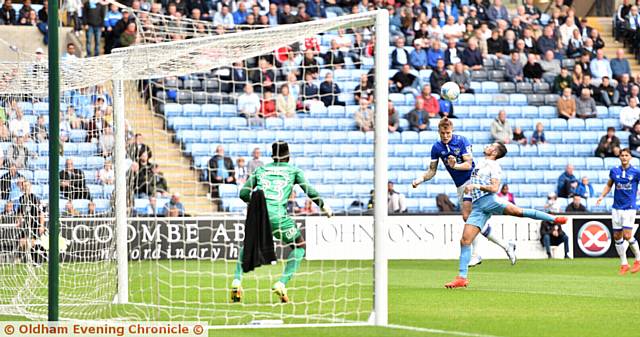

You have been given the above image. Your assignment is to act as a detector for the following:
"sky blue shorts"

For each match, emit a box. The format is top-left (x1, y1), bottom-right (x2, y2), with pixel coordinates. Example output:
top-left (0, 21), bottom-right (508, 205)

top-left (467, 194), bottom-right (508, 230)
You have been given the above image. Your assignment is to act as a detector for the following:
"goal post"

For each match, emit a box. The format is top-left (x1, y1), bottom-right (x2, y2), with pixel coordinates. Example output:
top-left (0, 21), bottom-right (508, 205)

top-left (0, 6), bottom-right (390, 328)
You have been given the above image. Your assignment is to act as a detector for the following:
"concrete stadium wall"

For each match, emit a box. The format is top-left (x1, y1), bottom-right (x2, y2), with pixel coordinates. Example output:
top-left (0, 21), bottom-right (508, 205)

top-left (0, 26), bottom-right (75, 61)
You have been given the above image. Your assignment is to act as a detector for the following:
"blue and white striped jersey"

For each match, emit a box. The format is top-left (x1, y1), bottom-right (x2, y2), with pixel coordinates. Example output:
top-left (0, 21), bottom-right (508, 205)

top-left (469, 159), bottom-right (503, 203)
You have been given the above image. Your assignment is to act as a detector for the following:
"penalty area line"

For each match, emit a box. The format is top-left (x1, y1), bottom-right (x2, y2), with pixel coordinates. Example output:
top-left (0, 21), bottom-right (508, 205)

top-left (387, 324), bottom-right (502, 337)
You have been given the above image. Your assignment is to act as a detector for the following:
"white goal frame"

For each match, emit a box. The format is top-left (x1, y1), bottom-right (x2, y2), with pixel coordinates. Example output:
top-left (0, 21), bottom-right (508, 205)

top-left (110, 9), bottom-right (390, 328)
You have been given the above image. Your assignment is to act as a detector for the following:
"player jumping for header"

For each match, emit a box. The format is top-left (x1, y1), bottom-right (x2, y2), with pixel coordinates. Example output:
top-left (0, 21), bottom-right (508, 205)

top-left (595, 148), bottom-right (640, 275)
top-left (231, 141), bottom-right (332, 303)
top-left (412, 117), bottom-right (516, 266)
top-left (445, 142), bottom-right (567, 288)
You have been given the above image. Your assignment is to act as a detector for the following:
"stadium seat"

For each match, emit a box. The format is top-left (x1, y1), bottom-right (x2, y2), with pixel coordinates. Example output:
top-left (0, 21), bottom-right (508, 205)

top-left (457, 93), bottom-right (475, 105)
top-left (567, 119), bottom-right (585, 131)
top-left (475, 94), bottom-right (493, 105)
top-left (509, 94), bottom-right (527, 106)
top-left (527, 94), bottom-right (544, 106)
top-left (516, 82), bottom-right (533, 93)
top-left (533, 82), bottom-right (550, 93)
top-left (481, 81), bottom-right (499, 93)
top-left (544, 94), bottom-right (559, 106)
top-left (525, 171), bottom-right (544, 184)
top-left (350, 157), bottom-right (371, 170)
top-left (498, 82), bottom-right (516, 94)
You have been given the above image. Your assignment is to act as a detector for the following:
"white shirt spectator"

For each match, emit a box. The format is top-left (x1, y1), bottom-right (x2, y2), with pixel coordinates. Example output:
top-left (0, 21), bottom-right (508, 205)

top-left (237, 91), bottom-right (261, 116)
top-left (559, 22), bottom-right (579, 46)
top-left (213, 12), bottom-right (234, 28)
top-left (98, 167), bottom-right (115, 185)
top-left (590, 54), bottom-right (612, 80)
top-left (620, 103), bottom-right (640, 130)
top-left (9, 117), bottom-right (30, 137)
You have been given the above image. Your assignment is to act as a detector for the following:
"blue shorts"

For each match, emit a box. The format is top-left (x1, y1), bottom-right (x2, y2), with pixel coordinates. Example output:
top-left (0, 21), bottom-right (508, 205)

top-left (467, 194), bottom-right (508, 230)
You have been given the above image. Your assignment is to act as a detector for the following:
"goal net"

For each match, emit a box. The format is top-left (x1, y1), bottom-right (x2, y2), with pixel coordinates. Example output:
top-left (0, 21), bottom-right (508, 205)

top-left (0, 5), bottom-right (388, 327)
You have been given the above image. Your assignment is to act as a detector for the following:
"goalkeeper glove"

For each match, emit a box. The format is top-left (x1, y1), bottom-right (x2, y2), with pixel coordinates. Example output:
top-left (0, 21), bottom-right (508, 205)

top-left (322, 205), bottom-right (333, 218)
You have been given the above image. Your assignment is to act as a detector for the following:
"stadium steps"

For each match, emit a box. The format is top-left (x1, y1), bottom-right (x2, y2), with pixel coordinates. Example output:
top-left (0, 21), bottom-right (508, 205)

top-left (587, 17), bottom-right (640, 75)
top-left (123, 82), bottom-right (214, 215)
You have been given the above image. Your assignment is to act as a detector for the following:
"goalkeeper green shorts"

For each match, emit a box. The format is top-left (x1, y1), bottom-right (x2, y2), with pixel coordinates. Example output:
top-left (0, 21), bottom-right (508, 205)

top-left (270, 216), bottom-right (301, 244)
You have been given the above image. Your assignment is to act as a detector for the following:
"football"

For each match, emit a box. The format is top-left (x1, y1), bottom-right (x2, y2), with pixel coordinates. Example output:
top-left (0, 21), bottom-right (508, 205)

top-left (440, 81), bottom-right (461, 101)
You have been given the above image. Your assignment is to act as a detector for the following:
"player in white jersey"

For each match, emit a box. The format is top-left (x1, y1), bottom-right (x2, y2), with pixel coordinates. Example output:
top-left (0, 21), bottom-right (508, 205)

top-left (445, 143), bottom-right (567, 288)
top-left (595, 148), bottom-right (640, 275)
top-left (412, 118), bottom-right (515, 266)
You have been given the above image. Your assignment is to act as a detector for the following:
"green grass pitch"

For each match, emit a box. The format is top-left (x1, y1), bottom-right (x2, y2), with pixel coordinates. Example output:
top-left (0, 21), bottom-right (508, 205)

top-left (1, 259), bottom-right (637, 337)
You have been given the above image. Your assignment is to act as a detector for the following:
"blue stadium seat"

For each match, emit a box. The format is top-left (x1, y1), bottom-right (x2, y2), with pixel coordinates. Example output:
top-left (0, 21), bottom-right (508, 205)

top-left (265, 118), bottom-right (284, 129)
top-left (513, 157), bottom-right (532, 169)
top-left (574, 144), bottom-right (594, 156)
top-left (229, 117), bottom-right (247, 129)
top-left (545, 131), bottom-right (562, 142)
top-left (224, 199), bottom-right (247, 212)
top-left (201, 131), bottom-right (219, 142)
top-left (538, 106), bottom-right (556, 118)
top-left (325, 198), bottom-right (345, 212)
top-left (357, 144), bottom-right (373, 157)
top-left (401, 131), bottom-right (419, 144)
top-left (573, 157), bottom-right (587, 170)
top-left (389, 157), bottom-right (404, 170)
top-left (468, 106), bottom-right (487, 118)
top-left (481, 81), bottom-right (499, 93)
top-left (315, 184), bottom-right (333, 196)
top-left (609, 106), bottom-right (622, 118)
top-left (419, 199), bottom-right (438, 212)
top-left (548, 157), bottom-right (569, 170)
top-left (305, 171), bottom-right (323, 184)
top-left (405, 199), bottom-right (420, 213)
top-left (520, 106), bottom-right (538, 118)
top-left (283, 118), bottom-right (303, 130)
top-left (327, 106), bottom-right (345, 118)
top-left (525, 171), bottom-right (544, 184)
top-left (34, 170), bottom-right (48, 184)
top-left (388, 132), bottom-right (402, 144)
top-left (404, 157), bottom-right (423, 170)
top-left (219, 184), bottom-right (238, 198)
top-left (519, 184), bottom-right (537, 197)
top-left (555, 144), bottom-right (574, 157)
top-left (304, 144), bottom-right (322, 157)
top-left (458, 93), bottom-right (475, 105)
top-left (86, 157), bottom-right (105, 170)
top-left (334, 185), bottom-right (352, 197)
top-left (562, 132), bottom-right (581, 144)
top-left (567, 119), bottom-right (585, 131)
top-left (509, 94), bottom-right (527, 106)
top-left (182, 104), bottom-right (201, 117)
top-left (201, 104), bottom-right (219, 116)
top-left (549, 118), bottom-right (567, 131)
top-left (331, 157), bottom-right (350, 170)
top-left (323, 171), bottom-right (343, 184)
top-left (340, 144), bottom-right (359, 157)
top-left (389, 93), bottom-right (405, 105)
top-left (393, 144), bottom-right (413, 157)
top-left (350, 157), bottom-right (371, 170)
top-left (585, 119), bottom-right (603, 131)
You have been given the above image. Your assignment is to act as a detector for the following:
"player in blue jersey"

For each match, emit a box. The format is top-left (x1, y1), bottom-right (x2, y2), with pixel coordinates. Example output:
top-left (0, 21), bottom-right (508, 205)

top-left (412, 118), bottom-right (515, 266)
top-left (595, 148), bottom-right (640, 275)
top-left (445, 142), bottom-right (567, 288)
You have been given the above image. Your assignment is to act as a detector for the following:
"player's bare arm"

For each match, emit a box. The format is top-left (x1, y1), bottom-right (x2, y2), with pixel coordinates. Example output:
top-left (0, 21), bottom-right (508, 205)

top-left (449, 153), bottom-right (473, 171)
top-left (596, 179), bottom-right (614, 206)
top-left (465, 177), bottom-right (500, 194)
top-left (412, 161), bottom-right (438, 188)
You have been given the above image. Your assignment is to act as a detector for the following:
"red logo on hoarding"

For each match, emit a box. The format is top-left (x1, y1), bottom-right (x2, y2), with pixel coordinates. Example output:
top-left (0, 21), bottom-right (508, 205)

top-left (577, 221), bottom-right (611, 257)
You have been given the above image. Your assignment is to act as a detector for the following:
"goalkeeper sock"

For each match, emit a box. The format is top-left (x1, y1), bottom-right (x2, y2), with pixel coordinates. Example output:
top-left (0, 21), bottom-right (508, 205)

top-left (615, 239), bottom-right (629, 265)
top-left (459, 244), bottom-right (472, 278)
top-left (482, 225), bottom-right (508, 251)
top-left (280, 247), bottom-right (305, 285)
top-left (233, 249), bottom-right (244, 282)
top-left (628, 238), bottom-right (640, 261)
top-left (522, 208), bottom-right (555, 222)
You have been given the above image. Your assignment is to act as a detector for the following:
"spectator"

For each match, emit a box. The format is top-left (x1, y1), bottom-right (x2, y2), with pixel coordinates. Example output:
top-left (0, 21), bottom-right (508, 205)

top-left (450, 63), bottom-right (474, 94)
top-left (590, 49), bottom-right (613, 81)
top-left (490, 110), bottom-right (512, 144)
top-left (557, 87), bottom-right (577, 120)
top-left (420, 84), bottom-right (440, 117)
top-left (539, 50), bottom-right (561, 84)
top-left (0, 200), bottom-right (18, 224)
top-left (236, 157), bottom-right (248, 185)
top-left (576, 89), bottom-right (598, 121)
top-left (627, 85), bottom-right (640, 106)
top-left (599, 76), bottom-right (617, 107)
top-left (513, 127), bottom-right (527, 145)
top-left (320, 72), bottom-right (344, 107)
top-left (59, 158), bottom-right (90, 200)
top-left (297, 199), bottom-right (317, 215)
top-left (430, 59), bottom-right (450, 94)
top-left (287, 191), bottom-right (301, 215)
top-left (553, 67), bottom-right (572, 94)
top-left (426, 40), bottom-right (444, 69)
top-left (248, 147), bottom-right (264, 174)
top-left (142, 163), bottom-right (168, 197)
top-left (9, 108), bottom-right (30, 138)
top-left (97, 160), bottom-right (114, 185)
top-left (119, 22), bottom-right (137, 48)
top-left (566, 194), bottom-right (587, 212)
top-left (83, 0), bottom-right (106, 56)
top-left (306, 0), bottom-right (326, 19)
top-left (233, 2), bottom-right (248, 24)
top-left (537, 25), bottom-right (559, 56)
top-left (486, 29), bottom-right (507, 58)
top-left (301, 72), bottom-right (320, 103)
top-left (354, 74), bottom-right (374, 105)
top-left (594, 126), bottom-right (622, 158)
top-left (497, 184), bottom-right (515, 204)
top-left (409, 41), bottom-right (428, 70)
top-left (559, 13), bottom-right (579, 46)
top-left (259, 91), bottom-right (276, 118)
top-left (523, 54), bottom-right (543, 83)
top-left (31, 115), bottom-right (47, 143)
top-left (557, 164), bottom-right (578, 198)
top-left (6, 135), bottom-right (35, 169)
top-left (388, 101), bottom-right (400, 133)
top-left (505, 50), bottom-right (524, 83)
top-left (213, 5), bottom-right (234, 27)
top-left (237, 83), bottom-right (261, 119)
top-left (63, 200), bottom-right (80, 217)
top-left (276, 84), bottom-right (297, 118)
top-left (540, 216), bottom-right (570, 259)
top-left (629, 122), bottom-right (640, 158)
top-left (390, 64), bottom-right (419, 96)
top-left (0, 0), bottom-right (17, 25)
top-left (250, 58), bottom-right (275, 95)
top-left (127, 133), bottom-right (151, 161)
top-left (461, 38), bottom-right (483, 70)
top-left (408, 98), bottom-right (429, 132)
top-left (99, 125), bottom-right (115, 157)
top-left (617, 74), bottom-right (633, 106)
top-left (439, 98), bottom-right (456, 119)
top-left (208, 145), bottom-right (236, 189)
top-left (301, 50), bottom-right (319, 80)
top-left (611, 49), bottom-right (631, 80)
top-left (103, 4), bottom-right (122, 54)
top-left (576, 176), bottom-right (595, 199)
top-left (391, 37), bottom-right (410, 70)
top-left (163, 192), bottom-right (185, 217)
top-left (0, 164), bottom-right (23, 200)
top-left (620, 98), bottom-right (640, 131)
top-left (531, 122), bottom-right (547, 145)
top-left (354, 99), bottom-right (374, 132)
top-left (544, 192), bottom-right (562, 213)
top-left (388, 182), bottom-right (407, 214)
top-left (590, 29), bottom-right (605, 50)
top-left (487, 0), bottom-right (509, 26)
top-left (62, 43), bottom-right (78, 61)
top-left (443, 38), bottom-right (461, 68)
top-left (576, 52), bottom-right (593, 76)
top-left (143, 196), bottom-right (161, 216)
top-left (322, 40), bottom-right (345, 69)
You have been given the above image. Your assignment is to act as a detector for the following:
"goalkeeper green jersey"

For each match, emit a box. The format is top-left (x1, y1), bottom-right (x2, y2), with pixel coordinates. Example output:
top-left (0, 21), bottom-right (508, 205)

top-left (239, 162), bottom-right (324, 225)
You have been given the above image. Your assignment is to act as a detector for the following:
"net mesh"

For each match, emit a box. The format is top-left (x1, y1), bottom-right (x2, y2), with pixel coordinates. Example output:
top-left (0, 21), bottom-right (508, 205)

top-left (0, 7), bottom-right (383, 326)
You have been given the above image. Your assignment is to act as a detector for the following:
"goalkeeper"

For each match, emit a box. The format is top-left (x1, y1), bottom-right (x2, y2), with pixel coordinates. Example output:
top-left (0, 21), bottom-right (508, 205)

top-left (231, 141), bottom-right (332, 303)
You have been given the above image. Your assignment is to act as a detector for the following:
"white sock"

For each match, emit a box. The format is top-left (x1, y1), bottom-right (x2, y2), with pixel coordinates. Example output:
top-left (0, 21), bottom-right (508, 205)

top-left (628, 238), bottom-right (640, 261)
top-left (232, 279), bottom-right (242, 288)
top-left (482, 225), bottom-right (509, 251)
top-left (615, 239), bottom-right (629, 265)
top-left (471, 236), bottom-right (481, 258)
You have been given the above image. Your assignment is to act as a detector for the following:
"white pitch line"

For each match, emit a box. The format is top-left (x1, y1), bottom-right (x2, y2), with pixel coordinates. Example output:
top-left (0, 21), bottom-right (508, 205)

top-left (387, 324), bottom-right (502, 337)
